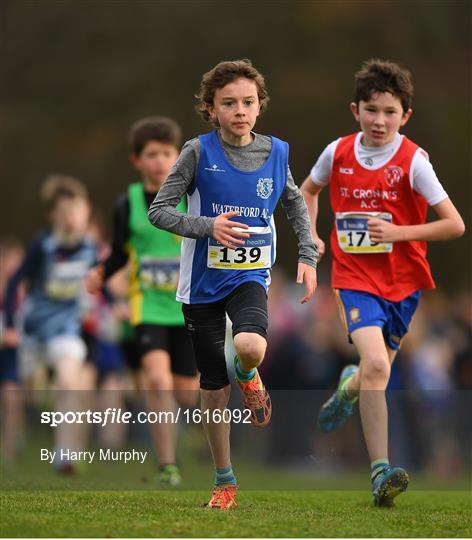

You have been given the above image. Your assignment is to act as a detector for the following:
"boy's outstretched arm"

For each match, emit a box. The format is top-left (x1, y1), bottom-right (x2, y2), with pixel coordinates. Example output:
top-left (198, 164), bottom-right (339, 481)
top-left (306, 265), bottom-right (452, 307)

top-left (147, 141), bottom-right (214, 240)
top-left (367, 198), bottom-right (465, 243)
top-left (147, 140), bottom-right (249, 247)
top-left (280, 171), bottom-right (319, 304)
top-left (300, 177), bottom-right (326, 257)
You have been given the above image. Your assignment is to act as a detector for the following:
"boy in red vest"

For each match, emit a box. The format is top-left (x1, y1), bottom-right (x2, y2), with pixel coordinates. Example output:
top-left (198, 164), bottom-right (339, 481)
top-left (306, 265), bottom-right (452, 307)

top-left (301, 59), bottom-right (465, 507)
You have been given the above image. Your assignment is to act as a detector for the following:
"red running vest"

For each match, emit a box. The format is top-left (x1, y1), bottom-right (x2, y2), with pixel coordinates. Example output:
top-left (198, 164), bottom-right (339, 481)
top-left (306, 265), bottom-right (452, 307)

top-left (329, 133), bottom-right (435, 301)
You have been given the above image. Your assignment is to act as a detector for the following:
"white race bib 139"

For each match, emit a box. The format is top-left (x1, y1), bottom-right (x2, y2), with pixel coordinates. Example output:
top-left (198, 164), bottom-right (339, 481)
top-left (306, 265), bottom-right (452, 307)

top-left (207, 226), bottom-right (272, 269)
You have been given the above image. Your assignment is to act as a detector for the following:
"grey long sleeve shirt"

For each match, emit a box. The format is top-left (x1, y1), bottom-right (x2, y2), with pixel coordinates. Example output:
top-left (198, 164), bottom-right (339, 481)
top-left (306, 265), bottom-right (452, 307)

top-left (148, 132), bottom-right (319, 268)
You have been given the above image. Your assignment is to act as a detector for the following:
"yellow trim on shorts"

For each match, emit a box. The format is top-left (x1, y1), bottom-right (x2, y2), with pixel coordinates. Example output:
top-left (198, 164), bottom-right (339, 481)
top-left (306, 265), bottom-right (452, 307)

top-left (333, 288), bottom-right (349, 334)
top-left (128, 247), bottom-right (143, 326)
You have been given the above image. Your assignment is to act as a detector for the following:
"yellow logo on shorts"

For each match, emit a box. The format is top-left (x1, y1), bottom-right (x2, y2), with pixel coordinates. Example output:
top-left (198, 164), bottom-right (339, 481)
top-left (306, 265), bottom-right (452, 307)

top-left (350, 307), bottom-right (361, 323)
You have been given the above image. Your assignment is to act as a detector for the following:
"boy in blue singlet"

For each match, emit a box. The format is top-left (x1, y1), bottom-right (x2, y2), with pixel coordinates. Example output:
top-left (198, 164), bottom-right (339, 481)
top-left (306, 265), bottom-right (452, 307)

top-left (4, 175), bottom-right (97, 473)
top-left (148, 59), bottom-right (319, 508)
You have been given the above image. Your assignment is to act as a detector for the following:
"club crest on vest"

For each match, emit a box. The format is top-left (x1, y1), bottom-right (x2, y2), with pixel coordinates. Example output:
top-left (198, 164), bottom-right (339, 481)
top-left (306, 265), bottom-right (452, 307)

top-left (384, 166), bottom-right (404, 187)
top-left (256, 178), bottom-right (274, 199)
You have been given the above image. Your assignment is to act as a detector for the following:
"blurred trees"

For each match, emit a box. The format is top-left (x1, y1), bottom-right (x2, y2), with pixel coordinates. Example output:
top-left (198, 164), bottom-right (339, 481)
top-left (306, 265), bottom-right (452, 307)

top-left (0, 0), bottom-right (470, 289)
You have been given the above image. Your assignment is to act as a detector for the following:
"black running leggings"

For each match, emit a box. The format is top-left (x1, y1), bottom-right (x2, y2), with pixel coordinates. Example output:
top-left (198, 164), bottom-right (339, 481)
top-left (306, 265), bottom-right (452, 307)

top-left (182, 281), bottom-right (268, 390)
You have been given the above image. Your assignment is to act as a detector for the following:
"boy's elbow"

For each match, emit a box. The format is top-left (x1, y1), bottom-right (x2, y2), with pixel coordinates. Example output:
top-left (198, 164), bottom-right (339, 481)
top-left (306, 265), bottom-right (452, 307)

top-left (147, 207), bottom-right (159, 227)
top-left (454, 218), bottom-right (466, 238)
top-left (301, 176), bottom-right (322, 197)
top-left (300, 179), bottom-right (311, 195)
top-left (448, 217), bottom-right (465, 239)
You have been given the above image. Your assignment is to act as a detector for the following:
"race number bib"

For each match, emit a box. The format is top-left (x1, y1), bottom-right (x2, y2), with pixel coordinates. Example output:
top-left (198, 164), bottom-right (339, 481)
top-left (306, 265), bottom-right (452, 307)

top-left (139, 257), bottom-right (180, 291)
top-left (45, 260), bottom-right (88, 300)
top-left (335, 212), bottom-right (393, 254)
top-left (207, 226), bottom-right (272, 270)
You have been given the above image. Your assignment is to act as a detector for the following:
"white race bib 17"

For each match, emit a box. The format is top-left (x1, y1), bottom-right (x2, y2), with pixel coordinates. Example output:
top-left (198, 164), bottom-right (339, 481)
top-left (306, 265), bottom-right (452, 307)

top-left (207, 226), bottom-right (272, 269)
top-left (335, 212), bottom-right (393, 254)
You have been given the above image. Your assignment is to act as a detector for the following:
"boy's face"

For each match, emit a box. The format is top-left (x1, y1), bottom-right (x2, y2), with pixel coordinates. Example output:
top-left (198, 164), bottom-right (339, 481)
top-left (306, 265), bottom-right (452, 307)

top-left (350, 92), bottom-right (412, 147)
top-left (52, 197), bottom-right (91, 243)
top-left (208, 77), bottom-right (261, 142)
top-left (131, 141), bottom-right (179, 186)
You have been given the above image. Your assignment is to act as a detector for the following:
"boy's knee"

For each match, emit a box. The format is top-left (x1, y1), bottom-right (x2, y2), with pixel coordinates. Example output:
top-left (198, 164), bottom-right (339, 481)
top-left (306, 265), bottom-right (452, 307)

top-left (141, 350), bottom-right (173, 390)
top-left (361, 356), bottom-right (390, 384)
top-left (174, 389), bottom-right (199, 408)
top-left (200, 386), bottom-right (230, 409)
top-left (146, 372), bottom-right (173, 391)
top-left (234, 333), bottom-right (266, 366)
top-left (55, 357), bottom-right (85, 390)
top-left (173, 376), bottom-right (200, 407)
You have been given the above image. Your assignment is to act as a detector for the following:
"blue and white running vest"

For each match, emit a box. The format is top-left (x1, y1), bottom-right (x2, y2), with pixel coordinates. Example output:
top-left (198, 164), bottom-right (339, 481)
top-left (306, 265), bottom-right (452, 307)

top-left (177, 131), bottom-right (288, 304)
top-left (22, 232), bottom-right (97, 342)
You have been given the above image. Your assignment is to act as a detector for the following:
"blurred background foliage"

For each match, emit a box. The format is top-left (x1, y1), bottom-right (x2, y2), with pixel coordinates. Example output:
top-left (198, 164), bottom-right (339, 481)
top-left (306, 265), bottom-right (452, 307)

top-left (0, 0), bottom-right (470, 290)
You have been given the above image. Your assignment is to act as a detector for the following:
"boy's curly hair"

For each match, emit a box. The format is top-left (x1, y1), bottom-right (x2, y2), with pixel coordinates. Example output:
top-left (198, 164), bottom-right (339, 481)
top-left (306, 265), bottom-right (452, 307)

top-left (355, 59), bottom-right (413, 112)
top-left (195, 59), bottom-right (270, 125)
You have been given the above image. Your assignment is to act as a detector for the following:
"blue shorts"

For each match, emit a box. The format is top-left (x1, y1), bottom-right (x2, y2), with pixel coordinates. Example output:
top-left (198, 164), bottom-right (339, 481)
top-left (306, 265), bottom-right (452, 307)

top-left (334, 289), bottom-right (421, 350)
top-left (95, 341), bottom-right (125, 378)
top-left (0, 347), bottom-right (19, 383)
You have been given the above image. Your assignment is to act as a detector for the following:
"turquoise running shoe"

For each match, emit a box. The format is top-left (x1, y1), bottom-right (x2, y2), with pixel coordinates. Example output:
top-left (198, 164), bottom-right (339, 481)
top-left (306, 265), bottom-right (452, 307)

top-left (318, 364), bottom-right (358, 433)
top-left (157, 464), bottom-right (182, 486)
top-left (372, 466), bottom-right (409, 507)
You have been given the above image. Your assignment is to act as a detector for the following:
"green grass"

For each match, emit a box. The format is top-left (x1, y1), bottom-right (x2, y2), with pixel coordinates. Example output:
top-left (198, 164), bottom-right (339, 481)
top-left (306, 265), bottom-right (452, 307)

top-left (2, 428), bottom-right (469, 492)
top-left (1, 490), bottom-right (471, 537)
top-left (2, 422), bottom-right (470, 536)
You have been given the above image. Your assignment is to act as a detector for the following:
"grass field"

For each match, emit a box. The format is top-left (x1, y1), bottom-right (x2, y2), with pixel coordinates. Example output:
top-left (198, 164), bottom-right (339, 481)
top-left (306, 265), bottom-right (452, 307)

top-left (2, 407), bottom-right (470, 537)
top-left (1, 489), bottom-right (471, 537)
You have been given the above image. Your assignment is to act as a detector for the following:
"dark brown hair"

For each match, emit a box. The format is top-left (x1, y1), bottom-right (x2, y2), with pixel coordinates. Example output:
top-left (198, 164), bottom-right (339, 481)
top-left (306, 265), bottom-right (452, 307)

top-left (354, 59), bottom-right (413, 112)
top-left (195, 59), bottom-right (270, 125)
top-left (128, 116), bottom-right (182, 155)
top-left (40, 174), bottom-right (89, 212)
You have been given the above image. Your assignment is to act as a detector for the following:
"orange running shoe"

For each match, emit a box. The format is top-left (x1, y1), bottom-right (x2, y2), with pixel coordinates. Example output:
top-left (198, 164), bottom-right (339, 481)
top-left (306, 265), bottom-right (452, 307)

top-left (234, 358), bottom-right (272, 427)
top-left (206, 484), bottom-right (239, 510)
